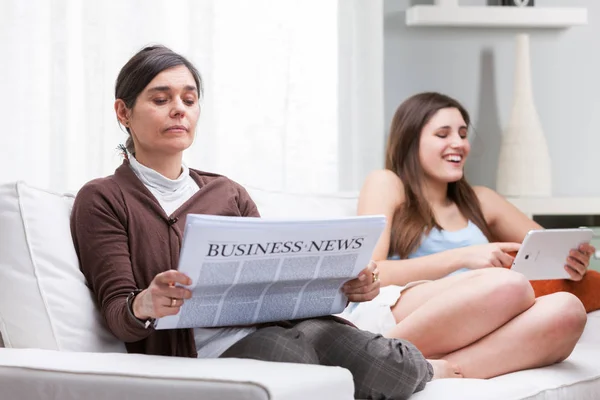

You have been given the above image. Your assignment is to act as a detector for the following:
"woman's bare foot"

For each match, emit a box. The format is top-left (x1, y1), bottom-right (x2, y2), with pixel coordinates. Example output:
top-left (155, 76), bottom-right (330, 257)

top-left (428, 359), bottom-right (463, 379)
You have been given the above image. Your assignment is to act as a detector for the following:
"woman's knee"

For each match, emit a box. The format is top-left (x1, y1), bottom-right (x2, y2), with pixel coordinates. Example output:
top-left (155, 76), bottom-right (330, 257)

top-left (476, 269), bottom-right (535, 310)
top-left (541, 292), bottom-right (587, 362)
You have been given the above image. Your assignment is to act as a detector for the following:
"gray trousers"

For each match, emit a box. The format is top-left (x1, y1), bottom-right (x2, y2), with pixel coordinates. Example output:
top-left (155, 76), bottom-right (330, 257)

top-left (220, 318), bottom-right (433, 400)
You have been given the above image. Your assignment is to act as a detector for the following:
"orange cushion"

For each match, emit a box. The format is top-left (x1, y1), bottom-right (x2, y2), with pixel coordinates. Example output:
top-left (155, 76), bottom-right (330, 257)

top-left (530, 271), bottom-right (600, 313)
top-left (505, 250), bottom-right (600, 312)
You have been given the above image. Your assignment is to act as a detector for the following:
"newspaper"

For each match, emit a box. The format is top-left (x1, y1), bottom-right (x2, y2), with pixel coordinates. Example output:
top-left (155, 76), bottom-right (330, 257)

top-left (154, 214), bottom-right (386, 330)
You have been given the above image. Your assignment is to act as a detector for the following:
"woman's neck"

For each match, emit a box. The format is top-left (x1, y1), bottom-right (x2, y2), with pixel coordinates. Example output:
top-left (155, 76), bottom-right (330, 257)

top-left (422, 179), bottom-right (450, 208)
top-left (133, 151), bottom-right (183, 180)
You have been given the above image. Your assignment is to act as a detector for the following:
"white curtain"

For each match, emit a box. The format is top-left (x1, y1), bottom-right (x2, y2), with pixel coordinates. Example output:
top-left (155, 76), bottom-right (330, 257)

top-left (337, 0), bottom-right (384, 191)
top-left (0, 0), bottom-right (383, 194)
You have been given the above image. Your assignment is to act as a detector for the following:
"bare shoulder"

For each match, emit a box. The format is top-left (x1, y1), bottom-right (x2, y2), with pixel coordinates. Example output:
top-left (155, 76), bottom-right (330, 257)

top-left (472, 185), bottom-right (513, 221)
top-left (472, 186), bottom-right (540, 239)
top-left (473, 185), bottom-right (512, 208)
top-left (362, 169), bottom-right (404, 197)
top-left (472, 185), bottom-right (503, 205)
top-left (358, 169), bottom-right (405, 214)
top-left (364, 169), bottom-right (403, 190)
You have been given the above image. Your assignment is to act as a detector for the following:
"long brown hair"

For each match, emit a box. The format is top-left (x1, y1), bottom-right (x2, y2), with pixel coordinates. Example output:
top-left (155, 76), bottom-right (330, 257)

top-left (385, 92), bottom-right (493, 259)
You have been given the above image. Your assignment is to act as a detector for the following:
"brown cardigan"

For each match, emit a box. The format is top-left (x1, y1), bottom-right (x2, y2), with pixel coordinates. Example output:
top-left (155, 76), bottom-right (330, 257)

top-left (71, 160), bottom-right (259, 357)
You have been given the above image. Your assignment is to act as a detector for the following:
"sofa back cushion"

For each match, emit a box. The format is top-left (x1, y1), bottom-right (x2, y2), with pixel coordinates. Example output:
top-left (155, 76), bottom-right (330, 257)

top-left (0, 182), bottom-right (125, 352)
top-left (245, 186), bottom-right (359, 219)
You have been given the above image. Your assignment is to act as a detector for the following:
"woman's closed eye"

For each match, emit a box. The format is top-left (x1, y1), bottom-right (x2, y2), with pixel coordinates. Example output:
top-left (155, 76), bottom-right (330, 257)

top-left (153, 97), bottom-right (196, 106)
top-left (435, 131), bottom-right (468, 139)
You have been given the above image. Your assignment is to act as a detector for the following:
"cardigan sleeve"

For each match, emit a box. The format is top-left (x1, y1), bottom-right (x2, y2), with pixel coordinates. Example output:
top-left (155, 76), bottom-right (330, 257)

top-left (71, 180), bottom-right (154, 343)
top-left (235, 182), bottom-right (261, 218)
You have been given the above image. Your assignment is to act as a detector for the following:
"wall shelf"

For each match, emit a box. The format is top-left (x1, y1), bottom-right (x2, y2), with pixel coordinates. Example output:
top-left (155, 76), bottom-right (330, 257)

top-left (405, 6), bottom-right (588, 28)
top-left (507, 197), bottom-right (600, 217)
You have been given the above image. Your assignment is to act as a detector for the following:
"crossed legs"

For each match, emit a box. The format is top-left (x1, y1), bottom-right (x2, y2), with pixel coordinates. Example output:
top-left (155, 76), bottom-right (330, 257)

top-left (386, 268), bottom-right (587, 378)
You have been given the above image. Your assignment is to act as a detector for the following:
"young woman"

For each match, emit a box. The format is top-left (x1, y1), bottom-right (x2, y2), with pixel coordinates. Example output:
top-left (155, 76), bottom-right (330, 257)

top-left (70, 46), bottom-right (458, 400)
top-left (345, 91), bottom-right (592, 379)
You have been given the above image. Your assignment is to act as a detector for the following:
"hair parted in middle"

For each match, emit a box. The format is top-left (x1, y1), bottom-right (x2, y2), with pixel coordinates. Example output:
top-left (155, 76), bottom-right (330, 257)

top-left (385, 92), bottom-right (494, 259)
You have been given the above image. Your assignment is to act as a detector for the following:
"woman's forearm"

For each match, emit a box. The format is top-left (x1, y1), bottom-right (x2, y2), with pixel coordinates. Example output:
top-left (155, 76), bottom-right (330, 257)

top-left (376, 248), bottom-right (465, 286)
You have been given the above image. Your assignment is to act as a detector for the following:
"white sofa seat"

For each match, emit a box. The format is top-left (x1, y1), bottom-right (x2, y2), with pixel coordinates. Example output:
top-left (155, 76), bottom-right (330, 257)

top-left (2, 314), bottom-right (599, 400)
top-left (0, 348), bottom-right (353, 400)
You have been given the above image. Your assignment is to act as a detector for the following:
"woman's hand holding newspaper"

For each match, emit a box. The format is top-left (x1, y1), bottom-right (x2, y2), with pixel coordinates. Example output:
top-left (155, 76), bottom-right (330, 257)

top-left (342, 261), bottom-right (380, 302)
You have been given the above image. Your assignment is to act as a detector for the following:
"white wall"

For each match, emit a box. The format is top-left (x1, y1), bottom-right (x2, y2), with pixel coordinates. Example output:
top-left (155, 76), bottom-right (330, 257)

top-left (384, 0), bottom-right (600, 196)
top-left (0, 1), bottom-right (383, 195)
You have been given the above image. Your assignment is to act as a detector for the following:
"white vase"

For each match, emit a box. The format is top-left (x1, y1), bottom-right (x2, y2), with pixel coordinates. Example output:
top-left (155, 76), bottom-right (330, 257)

top-left (496, 34), bottom-right (552, 197)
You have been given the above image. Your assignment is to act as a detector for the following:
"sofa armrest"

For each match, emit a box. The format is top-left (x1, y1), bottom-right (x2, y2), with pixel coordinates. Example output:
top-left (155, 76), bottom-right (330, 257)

top-left (0, 348), bottom-right (354, 400)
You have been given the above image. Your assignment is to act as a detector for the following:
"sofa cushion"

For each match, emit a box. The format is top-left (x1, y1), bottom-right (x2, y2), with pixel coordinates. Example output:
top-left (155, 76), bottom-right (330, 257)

top-left (245, 186), bottom-right (359, 218)
top-left (0, 181), bottom-right (125, 352)
top-left (0, 348), bottom-right (354, 400)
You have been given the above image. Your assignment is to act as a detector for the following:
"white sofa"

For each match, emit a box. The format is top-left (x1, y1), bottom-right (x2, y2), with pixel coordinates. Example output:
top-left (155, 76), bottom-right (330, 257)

top-left (0, 181), bottom-right (599, 400)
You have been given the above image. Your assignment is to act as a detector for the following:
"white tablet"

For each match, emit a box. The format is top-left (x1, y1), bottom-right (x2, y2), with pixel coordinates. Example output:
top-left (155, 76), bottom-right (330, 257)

top-left (511, 228), bottom-right (593, 281)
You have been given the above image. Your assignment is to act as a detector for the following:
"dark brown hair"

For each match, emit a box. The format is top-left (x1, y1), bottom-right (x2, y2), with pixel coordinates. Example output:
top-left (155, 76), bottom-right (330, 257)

top-left (115, 45), bottom-right (203, 154)
top-left (386, 92), bottom-right (493, 259)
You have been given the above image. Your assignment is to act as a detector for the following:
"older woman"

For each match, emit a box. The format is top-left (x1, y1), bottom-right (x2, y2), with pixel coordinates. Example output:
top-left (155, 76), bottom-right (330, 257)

top-left (70, 45), bottom-right (457, 400)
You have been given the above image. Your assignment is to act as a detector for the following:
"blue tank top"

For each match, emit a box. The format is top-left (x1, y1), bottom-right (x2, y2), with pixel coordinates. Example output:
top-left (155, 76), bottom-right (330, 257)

top-left (407, 221), bottom-right (489, 276)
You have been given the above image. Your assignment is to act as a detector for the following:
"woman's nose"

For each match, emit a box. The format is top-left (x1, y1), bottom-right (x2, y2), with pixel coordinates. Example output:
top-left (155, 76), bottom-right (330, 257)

top-left (450, 140), bottom-right (462, 149)
top-left (449, 134), bottom-right (465, 149)
top-left (171, 99), bottom-right (186, 118)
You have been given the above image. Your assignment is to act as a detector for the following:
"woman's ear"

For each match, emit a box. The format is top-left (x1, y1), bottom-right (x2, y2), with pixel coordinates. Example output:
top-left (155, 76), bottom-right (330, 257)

top-left (114, 99), bottom-right (130, 126)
